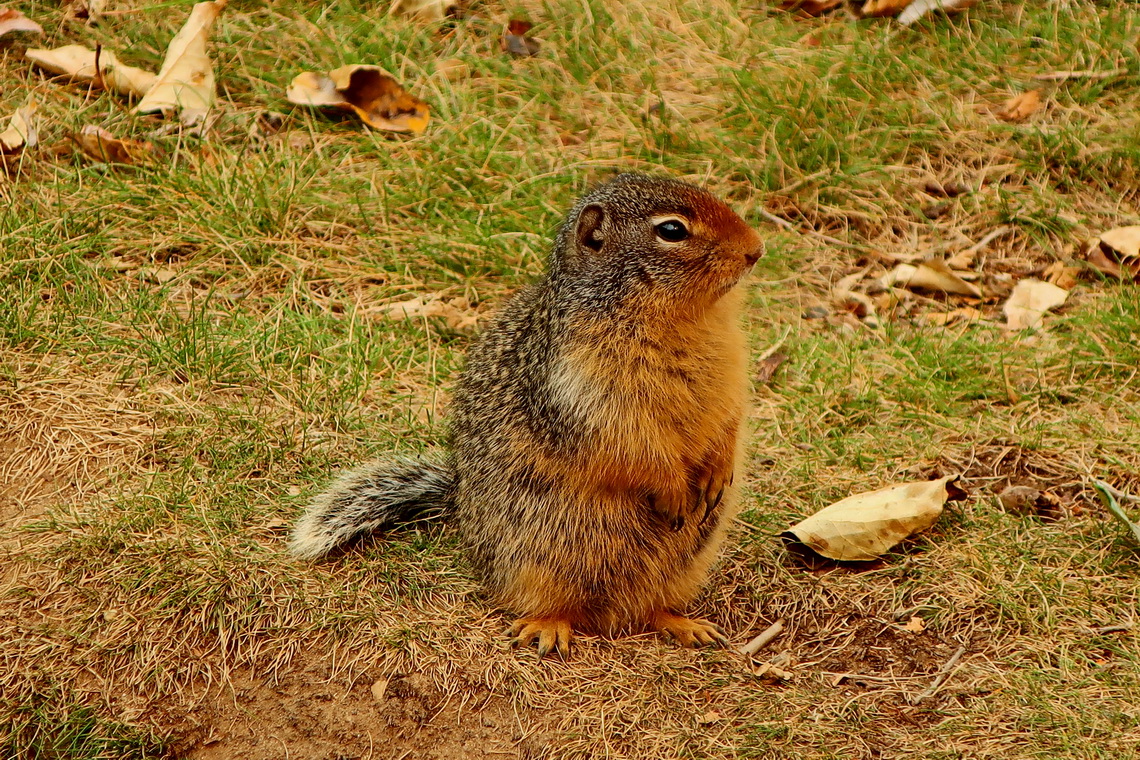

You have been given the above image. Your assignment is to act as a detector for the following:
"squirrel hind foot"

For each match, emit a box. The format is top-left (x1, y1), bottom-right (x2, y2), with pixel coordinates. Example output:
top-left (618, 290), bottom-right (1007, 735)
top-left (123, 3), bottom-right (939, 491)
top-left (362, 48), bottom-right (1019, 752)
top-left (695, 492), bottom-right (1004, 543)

top-left (652, 611), bottom-right (729, 649)
top-left (507, 616), bottom-right (573, 659)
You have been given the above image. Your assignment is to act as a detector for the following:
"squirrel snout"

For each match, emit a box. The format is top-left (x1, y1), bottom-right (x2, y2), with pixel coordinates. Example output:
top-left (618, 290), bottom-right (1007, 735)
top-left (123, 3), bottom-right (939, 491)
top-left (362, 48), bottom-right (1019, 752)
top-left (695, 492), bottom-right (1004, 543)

top-left (741, 229), bottom-right (764, 267)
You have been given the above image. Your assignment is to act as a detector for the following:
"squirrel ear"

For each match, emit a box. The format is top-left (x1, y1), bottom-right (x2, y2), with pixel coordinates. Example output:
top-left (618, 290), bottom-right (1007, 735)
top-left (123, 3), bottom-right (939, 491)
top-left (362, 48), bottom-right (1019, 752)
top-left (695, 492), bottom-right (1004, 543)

top-left (575, 204), bottom-right (605, 253)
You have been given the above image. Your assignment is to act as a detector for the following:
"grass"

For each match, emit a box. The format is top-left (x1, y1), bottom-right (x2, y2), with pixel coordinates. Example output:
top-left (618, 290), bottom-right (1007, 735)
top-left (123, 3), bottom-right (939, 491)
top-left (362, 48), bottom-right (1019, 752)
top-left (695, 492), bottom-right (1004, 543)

top-left (2, 0), bottom-right (1140, 757)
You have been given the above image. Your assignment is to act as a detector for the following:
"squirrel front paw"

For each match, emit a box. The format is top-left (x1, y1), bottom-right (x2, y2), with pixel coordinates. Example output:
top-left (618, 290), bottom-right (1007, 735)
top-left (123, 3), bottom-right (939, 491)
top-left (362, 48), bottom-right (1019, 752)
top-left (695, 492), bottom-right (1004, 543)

top-left (648, 462), bottom-right (733, 531)
top-left (647, 484), bottom-right (698, 531)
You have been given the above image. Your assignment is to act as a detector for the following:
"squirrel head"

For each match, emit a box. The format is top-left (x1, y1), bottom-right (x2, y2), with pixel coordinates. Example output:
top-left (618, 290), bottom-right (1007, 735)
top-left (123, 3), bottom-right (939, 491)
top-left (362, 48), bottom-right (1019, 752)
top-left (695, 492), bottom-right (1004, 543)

top-left (551, 174), bottom-right (763, 318)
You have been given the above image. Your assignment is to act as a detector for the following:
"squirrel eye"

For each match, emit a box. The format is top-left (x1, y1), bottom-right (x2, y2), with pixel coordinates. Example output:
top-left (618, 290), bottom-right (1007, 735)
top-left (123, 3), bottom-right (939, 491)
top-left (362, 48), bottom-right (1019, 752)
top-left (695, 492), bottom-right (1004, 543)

top-left (654, 220), bottom-right (689, 242)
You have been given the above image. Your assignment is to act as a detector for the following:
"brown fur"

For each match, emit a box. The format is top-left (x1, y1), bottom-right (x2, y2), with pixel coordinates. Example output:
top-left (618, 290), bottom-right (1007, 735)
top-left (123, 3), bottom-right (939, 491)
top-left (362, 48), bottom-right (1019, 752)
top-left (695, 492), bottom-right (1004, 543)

top-left (449, 175), bottom-right (762, 655)
top-left (293, 174), bottom-right (762, 657)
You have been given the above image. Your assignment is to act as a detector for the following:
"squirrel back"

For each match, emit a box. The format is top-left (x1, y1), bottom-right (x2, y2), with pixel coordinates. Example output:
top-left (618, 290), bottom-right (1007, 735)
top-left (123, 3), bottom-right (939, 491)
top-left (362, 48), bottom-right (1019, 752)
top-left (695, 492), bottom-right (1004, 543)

top-left (292, 173), bottom-right (763, 656)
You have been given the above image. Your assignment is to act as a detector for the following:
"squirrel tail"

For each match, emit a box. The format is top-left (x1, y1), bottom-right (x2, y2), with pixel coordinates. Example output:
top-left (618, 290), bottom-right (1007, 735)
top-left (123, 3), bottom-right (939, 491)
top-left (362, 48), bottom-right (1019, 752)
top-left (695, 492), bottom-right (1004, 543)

top-left (289, 453), bottom-right (457, 560)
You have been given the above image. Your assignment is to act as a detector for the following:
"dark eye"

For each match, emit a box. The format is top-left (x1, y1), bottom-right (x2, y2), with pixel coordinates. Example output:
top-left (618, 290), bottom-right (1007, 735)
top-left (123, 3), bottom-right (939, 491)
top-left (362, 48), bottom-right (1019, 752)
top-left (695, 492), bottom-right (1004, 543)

top-left (654, 220), bottom-right (689, 242)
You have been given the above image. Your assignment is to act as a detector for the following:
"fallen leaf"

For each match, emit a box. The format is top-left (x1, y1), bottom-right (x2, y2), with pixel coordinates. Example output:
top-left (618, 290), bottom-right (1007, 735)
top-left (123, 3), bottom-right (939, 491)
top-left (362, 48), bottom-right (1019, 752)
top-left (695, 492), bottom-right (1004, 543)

top-left (903, 616), bottom-right (926, 633)
top-left (370, 677), bottom-right (389, 702)
top-left (860, 0), bottom-right (913, 18)
top-left (287, 65), bottom-right (430, 134)
top-left (1085, 226), bottom-right (1140, 281)
top-left (0, 101), bottom-right (37, 153)
top-left (136, 0), bottom-right (227, 125)
top-left (753, 662), bottom-right (793, 680)
top-left (782, 475), bottom-right (965, 561)
top-left (503, 19), bottom-right (540, 57)
top-left (72, 125), bottom-right (156, 164)
top-left (389, 0), bottom-right (453, 20)
top-left (27, 44), bottom-right (157, 98)
top-left (996, 90), bottom-right (1042, 122)
top-left (1003, 278), bottom-right (1068, 331)
top-left (1043, 261), bottom-right (1080, 290)
top-left (380, 295), bottom-right (477, 330)
top-left (778, 0), bottom-right (843, 16)
top-left (68, 0), bottom-right (107, 24)
top-left (696, 710), bottom-right (723, 725)
top-left (1093, 481), bottom-right (1140, 547)
top-left (883, 259), bottom-right (982, 298)
top-left (756, 352), bottom-right (787, 385)
top-left (898, 0), bottom-right (978, 26)
top-left (922, 306), bottom-right (982, 326)
top-left (138, 267), bottom-right (178, 284)
top-left (0, 7), bottom-right (42, 37)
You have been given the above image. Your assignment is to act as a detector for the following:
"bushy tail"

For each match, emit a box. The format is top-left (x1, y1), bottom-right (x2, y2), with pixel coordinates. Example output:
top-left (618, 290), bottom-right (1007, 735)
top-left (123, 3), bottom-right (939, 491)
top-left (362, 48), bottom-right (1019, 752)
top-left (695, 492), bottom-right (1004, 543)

top-left (289, 453), bottom-right (457, 560)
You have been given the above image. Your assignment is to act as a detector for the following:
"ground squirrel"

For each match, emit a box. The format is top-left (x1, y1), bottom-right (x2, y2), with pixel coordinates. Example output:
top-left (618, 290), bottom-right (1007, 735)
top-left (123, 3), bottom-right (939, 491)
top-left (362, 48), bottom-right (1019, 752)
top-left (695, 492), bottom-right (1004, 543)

top-left (291, 173), bottom-right (763, 657)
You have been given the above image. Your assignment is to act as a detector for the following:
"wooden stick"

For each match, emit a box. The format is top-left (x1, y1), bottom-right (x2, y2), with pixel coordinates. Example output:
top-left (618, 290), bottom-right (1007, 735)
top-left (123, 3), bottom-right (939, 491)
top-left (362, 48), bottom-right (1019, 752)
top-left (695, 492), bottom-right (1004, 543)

top-left (909, 645), bottom-right (966, 704)
top-left (738, 620), bottom-right (785, 657)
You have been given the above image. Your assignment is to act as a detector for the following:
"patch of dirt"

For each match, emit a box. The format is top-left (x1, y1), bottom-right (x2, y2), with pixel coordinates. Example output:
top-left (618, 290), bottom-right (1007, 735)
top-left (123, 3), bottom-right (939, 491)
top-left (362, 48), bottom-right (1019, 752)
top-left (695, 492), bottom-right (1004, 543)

top-left (169, 658), bottom-right (549, 760)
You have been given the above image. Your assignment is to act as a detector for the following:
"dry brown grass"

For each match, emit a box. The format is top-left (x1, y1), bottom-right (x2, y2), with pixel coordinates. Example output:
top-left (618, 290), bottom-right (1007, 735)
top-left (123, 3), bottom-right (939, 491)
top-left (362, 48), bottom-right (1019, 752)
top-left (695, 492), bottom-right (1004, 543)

top-left (3, 0), bottom-right (1140, 758)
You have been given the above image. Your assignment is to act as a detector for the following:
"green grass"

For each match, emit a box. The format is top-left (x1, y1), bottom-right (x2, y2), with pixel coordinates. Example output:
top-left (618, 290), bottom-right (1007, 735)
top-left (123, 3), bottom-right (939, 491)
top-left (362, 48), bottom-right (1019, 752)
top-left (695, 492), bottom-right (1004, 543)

top-left (2, 1), bottom-right (1140, 758)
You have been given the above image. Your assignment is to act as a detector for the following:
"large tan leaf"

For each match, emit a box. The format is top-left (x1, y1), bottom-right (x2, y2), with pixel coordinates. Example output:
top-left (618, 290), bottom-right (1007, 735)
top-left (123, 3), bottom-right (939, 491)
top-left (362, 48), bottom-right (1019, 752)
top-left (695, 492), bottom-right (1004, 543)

top-left (783, 476), bottom-right (963, 561)
top-left (286, 65), bottom-right (430, 134)
top-left (1003, 278), bottom-right (1068, 331)
top-left (136, 0), bottom-right (227, 124)
top-left (0, 7), bottom-right (43, 37)
top-left (0, 101), bottom-right (37, 154)
top-left (26, 45), bottom-right (157, 99)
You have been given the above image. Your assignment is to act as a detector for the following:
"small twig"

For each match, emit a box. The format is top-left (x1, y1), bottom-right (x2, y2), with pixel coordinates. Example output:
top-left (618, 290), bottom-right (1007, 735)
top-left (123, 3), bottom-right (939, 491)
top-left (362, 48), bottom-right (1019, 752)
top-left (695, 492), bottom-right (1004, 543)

top-left (93, 43), bottom-right (106, 93)
top-left (738, 619), bottom-right (785, 657)
top-left (755, 327), bottom-right (791, 364)
top-left (755, 208), bottom-right (866, 252)
top-left (909, 645), bottom-right (966, 704)
top-left (1090, 624), bottom-right (1133, 635)
top-left (963, 225), bottom-right (1016, 255)
top-left (1032, 68), bottom-right (1128, 82)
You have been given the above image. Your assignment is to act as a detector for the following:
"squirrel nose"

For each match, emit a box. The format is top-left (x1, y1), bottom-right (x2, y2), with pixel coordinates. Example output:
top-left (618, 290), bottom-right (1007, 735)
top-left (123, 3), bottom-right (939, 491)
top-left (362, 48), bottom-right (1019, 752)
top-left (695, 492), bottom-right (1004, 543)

top-left (743, 236), bottom-right (765, 266)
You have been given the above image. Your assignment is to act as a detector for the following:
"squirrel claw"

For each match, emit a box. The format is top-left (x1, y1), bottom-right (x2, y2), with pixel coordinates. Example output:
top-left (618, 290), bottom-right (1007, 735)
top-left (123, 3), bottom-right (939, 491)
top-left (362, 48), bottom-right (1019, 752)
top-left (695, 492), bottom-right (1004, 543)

top-left (653, 611), bottom-right (729, 649)
top-left (508, 617), bottom-right (572, 659)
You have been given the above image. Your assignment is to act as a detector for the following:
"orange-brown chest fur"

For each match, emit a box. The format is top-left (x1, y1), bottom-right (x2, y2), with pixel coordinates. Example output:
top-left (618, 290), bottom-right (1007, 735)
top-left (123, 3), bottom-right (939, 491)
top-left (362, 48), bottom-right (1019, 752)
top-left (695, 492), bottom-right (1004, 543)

top-left (558, 289), bottom-right (749, 493)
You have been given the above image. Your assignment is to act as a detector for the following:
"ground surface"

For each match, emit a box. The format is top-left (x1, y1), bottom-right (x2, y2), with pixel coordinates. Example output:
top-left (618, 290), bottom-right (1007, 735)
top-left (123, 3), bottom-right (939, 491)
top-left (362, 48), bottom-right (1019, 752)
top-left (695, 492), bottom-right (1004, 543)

top-left (2, 1), bottom-right (1140, 758)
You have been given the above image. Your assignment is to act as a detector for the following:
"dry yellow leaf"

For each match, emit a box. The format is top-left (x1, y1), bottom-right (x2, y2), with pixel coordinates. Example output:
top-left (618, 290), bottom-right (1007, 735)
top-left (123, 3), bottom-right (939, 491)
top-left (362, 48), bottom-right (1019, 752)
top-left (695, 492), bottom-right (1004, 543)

top-left (26, 45), bottom-right (157, 99)
top-left (882, 259), bottom-right (982, 298)
top-left (783, 476), bottom-right (964, 561)
top-left (286, 65), bottom-right (430, 134)
top-left (72, 125), bottom-right (156, 165)
top-left (903, 616), bottom-right (926, 633)
top-left (0, 101), bottom-right (37, 153)
top-left (1085, 225), bottom-right (1140, 281)
top-left (996, 90), bottom-right (1042, 122)
top-left (860, 0), bottom-right (913, 17)
top-left (0, 7), bottom-right (43, 37)
top-left (136, 0), bottom-right (227, 124)
top-left (1003, 278), bottom-right (1068, 332)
